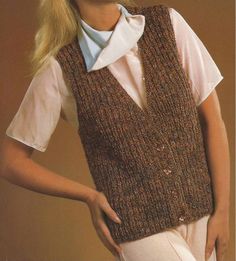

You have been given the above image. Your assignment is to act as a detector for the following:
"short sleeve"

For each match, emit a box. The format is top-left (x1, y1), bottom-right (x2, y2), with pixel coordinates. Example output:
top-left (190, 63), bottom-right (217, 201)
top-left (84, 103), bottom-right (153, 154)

top-left (169, 7), bottom-right (224, 106)
top-left (5, 56), bottom-right (62, 152)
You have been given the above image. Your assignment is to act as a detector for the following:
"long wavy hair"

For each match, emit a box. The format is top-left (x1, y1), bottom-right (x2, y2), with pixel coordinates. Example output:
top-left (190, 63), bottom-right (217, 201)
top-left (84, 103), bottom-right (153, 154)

top-left (28, 0), bottom-right (137, 77)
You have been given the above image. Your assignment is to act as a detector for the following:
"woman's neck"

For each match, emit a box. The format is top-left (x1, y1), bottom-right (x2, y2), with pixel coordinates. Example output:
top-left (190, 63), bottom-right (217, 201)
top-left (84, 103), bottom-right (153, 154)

top-left (75, 1), bottom-right (121, 31)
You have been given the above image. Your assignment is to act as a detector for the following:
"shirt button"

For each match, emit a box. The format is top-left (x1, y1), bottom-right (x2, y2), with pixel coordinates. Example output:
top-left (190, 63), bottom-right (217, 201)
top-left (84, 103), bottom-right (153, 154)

top-left (163, 169), bottom-right (172, 175)
top-left (178, 216), bottom-right (185, 222)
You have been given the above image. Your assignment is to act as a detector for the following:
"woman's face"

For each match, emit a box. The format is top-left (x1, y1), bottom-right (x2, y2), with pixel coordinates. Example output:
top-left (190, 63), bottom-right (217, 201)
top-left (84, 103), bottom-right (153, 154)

top-left (79, 0), bottom-right (118, 4)
top-left (73, 0), bottom-right (119, 13)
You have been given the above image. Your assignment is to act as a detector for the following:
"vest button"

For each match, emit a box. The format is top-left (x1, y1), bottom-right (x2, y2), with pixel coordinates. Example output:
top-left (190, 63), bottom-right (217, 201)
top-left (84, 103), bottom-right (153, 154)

top-left (163, 169), bottom-right (172, 175)
top-left (171, 190), bottom-right (178, 198)
top-left (178, 216), bottom-right (185, 222)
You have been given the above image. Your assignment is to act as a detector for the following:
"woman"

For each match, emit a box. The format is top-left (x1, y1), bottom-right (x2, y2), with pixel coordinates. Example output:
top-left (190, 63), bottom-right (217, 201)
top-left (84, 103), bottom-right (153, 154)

top-left (0, 1), bottom-right (230, 261)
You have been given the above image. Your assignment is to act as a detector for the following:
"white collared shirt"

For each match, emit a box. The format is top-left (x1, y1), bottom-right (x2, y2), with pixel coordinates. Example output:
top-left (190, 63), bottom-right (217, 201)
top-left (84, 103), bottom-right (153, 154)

top-left (5, 5), bottom-right (224, 152)
top-left (79, 3), bottom-right (145, 72)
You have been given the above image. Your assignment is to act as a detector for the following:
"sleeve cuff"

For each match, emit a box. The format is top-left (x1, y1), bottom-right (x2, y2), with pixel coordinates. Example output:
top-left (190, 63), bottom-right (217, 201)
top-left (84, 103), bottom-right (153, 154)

top-left (196, 74), bottom-right (224, 107)
top-left (5, 131), bottom-right (47, 152)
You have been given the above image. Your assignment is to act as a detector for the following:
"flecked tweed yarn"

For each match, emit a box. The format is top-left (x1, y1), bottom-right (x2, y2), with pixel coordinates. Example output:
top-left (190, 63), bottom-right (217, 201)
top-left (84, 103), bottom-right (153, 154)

top-left (55, 4), bottom-right (215, 244)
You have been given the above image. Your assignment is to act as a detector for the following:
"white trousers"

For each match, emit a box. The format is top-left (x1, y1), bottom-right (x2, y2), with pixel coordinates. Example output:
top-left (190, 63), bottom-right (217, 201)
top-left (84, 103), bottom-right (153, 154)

top-left (115, 214), bottom-right (217, 261)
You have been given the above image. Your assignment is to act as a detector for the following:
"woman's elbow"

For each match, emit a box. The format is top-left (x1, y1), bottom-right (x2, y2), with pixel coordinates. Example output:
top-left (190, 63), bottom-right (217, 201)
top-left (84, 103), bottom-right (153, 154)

top-left (0, 135), bottom-right (34, 179)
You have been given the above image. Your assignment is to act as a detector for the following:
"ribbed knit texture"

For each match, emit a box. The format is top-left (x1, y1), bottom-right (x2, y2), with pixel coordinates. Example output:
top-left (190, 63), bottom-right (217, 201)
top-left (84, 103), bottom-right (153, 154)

top-left (55, 4), bottom-right (215, 244)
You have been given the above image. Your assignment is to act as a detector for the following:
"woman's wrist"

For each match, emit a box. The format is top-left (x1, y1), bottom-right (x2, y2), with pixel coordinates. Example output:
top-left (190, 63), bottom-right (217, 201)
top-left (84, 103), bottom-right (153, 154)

top-left (214, 203), bottom-right (230, 217)
top-left (83, 187), bottom-right (98, 205)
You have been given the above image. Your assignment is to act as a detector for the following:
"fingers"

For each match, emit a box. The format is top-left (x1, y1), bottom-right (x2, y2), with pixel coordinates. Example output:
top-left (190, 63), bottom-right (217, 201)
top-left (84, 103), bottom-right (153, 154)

top-left (215, 236), bottom-right (229, 261)
top-left (97, 195), bottom-right (122, 255)
top-left (205, 238), bottom-right (216, 261)
top-left (100, 197), bottom-right (122, 224)
top-left (93, 210), bottom-right (122, 257)
top-left (205, 214), bottom-right (230, 261)
top-left (88, 191), bottom-right (123, 257)
top-left (99, 221), bottom-right (123, 256)
top-left (205, 222), bottom-right (217, 261)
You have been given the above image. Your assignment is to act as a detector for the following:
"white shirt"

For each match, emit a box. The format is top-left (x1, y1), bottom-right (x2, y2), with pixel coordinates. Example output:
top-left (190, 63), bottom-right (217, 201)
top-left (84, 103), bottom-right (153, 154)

top-left (5, 4), bottom-right (224, 152)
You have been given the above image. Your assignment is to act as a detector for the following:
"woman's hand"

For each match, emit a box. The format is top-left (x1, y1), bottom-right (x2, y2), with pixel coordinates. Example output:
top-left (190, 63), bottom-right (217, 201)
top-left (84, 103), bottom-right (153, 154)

top-left (205, 211), bottom-right (230, 261)
top-left (85, 190), bottom-right (123, 258)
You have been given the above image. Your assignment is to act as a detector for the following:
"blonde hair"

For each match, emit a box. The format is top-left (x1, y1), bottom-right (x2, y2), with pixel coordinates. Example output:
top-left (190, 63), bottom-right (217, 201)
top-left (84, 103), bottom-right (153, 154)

top-left (28, 0), bottom-right (137, 77)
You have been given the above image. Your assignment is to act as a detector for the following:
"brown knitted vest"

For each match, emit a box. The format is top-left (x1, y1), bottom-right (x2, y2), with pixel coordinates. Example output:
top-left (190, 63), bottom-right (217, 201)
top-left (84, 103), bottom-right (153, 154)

top-left (55, 4), bottom-right (215, 244)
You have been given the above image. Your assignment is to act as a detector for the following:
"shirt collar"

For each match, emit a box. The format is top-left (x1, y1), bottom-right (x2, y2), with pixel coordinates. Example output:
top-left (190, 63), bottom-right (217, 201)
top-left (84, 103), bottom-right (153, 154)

top-left (77, 4), bottom-right (145, 72)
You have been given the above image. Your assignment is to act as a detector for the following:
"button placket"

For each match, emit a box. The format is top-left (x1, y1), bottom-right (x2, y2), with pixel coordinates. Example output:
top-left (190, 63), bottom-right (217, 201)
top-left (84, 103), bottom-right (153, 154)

top-left (154, 135), bottom-right (189, 225)
top-left (155, 143), bottom-right (174, 176)
top-left (177, 205), bottom-right (187, 223)
top-left (168, 180), bottom-right (188, 223)
top-left (168, 189), bottom-right (187, 222)
top-left (170, 189), bottom-right (178, 199)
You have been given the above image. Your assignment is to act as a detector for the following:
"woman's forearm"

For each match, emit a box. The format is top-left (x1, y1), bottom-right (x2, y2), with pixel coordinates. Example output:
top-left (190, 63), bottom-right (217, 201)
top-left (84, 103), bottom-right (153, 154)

top-left (1, 157), bottom-right (97, 204)
top-left (201, 119), bottom-right (231, 214)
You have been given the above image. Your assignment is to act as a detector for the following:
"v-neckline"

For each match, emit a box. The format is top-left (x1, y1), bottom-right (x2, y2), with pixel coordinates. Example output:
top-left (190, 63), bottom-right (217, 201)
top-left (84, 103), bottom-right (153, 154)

top-left (104, 39), bottom-right (151, 116)
top-left (73, 8), bottom-right (152, 117)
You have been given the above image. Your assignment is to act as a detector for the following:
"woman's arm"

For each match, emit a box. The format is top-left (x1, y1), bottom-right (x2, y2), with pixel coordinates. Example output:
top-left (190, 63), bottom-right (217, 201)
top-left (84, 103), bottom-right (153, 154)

top-left (0, 135), bottom-right (96, 203)
top-left (197, 89), bottom-right (230, 261)
top-left (0, 135), bottom-right (122, 257)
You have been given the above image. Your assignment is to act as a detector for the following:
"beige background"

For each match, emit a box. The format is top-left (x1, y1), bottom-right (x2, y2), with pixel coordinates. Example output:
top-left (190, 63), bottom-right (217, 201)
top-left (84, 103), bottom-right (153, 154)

top-left (0, 0), bottom-right (234, 260)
